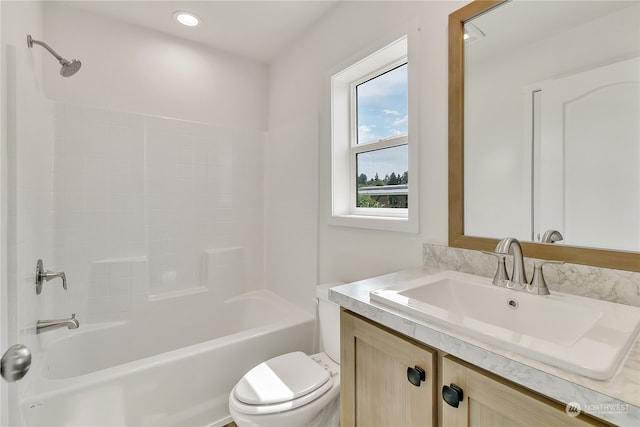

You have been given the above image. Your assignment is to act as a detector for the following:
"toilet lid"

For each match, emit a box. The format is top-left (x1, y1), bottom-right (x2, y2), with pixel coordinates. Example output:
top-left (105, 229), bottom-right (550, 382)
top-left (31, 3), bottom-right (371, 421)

top-left (234, 351), bottom-right (331, 405)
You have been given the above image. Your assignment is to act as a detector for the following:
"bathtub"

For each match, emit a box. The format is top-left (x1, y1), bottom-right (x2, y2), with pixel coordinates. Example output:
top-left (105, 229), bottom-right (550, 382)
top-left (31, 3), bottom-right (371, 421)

top-left (22, 290), bottom-right (315, 427)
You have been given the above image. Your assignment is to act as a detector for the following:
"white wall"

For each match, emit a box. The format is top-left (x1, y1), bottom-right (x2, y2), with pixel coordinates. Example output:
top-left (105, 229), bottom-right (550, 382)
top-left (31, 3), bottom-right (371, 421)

top-left (43, 2), bottom-right (268, 130)
top-left (268, 1), bottom-right (466, 295)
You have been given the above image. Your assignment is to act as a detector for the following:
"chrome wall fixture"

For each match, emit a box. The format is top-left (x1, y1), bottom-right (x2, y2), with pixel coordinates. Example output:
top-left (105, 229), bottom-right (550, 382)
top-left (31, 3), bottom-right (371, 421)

top-left (26, 34), bottom-right (81, 77)
top-left (35, 259), bottom-right (67, 294)
top-left (36, 314), bottom-right (80, 334)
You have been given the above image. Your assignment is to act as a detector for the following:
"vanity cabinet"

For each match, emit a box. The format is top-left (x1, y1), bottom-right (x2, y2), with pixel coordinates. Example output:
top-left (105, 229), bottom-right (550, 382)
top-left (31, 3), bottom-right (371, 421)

top-left (441, 356), bottom-right (606, 427)
top-left (340, 309), bottom-right (437, 427)
top-left (341, 310), bottom-right (608, 427)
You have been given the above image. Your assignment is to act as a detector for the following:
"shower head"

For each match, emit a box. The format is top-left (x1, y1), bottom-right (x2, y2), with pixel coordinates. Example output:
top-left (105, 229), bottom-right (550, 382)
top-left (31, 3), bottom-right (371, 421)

top-left (60, 59), bottom-right (82, 77)
top-left (27, 34), bottom-right (82, 77)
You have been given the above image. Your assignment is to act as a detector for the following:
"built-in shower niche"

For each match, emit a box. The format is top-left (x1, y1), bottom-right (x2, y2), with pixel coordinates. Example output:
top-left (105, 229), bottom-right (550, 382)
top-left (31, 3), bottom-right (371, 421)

top-left (147, 247), bottom-right (246, 302)
top-left (87, 247), bottom-right (248, 321)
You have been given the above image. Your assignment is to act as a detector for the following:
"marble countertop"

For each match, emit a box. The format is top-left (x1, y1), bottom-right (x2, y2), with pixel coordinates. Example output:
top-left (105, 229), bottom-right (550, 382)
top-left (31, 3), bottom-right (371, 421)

top-left (329, 267), bottom-right (640, 426)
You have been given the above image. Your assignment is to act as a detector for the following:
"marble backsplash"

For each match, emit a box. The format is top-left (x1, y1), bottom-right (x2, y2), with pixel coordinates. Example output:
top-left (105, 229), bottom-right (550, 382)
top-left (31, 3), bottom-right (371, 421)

top-left (423, 243), bottom-right (640, 307)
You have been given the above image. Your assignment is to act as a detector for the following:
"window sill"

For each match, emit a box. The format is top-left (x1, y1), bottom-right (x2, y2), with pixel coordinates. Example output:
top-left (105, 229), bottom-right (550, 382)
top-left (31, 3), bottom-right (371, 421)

top-left (328, 214), bottom-right (418, 233)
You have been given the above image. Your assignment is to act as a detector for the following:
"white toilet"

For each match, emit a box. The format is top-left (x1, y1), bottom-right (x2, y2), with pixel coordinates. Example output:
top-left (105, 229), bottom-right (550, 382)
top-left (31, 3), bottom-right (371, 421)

top-left (228, 283), bottom-right (342, 427)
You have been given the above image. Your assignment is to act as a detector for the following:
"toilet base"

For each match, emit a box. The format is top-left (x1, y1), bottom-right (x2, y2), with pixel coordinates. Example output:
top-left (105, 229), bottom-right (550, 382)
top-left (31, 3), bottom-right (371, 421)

top-left (231, 395), bottom-right (339, 427)
top-left (307, 395), bottom-right (339, 427)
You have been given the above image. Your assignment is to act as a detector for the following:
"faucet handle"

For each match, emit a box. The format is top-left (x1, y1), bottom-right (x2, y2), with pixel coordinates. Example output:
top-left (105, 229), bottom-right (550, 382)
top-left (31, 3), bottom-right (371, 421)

top-left (482, 251), bottom-right (510, 287)
top-left (538, 230), bottom-right (564, 244)
top-left (35, 259), bottom-right (67, 295)
top-left (528, 260), bottom-right (564, 295)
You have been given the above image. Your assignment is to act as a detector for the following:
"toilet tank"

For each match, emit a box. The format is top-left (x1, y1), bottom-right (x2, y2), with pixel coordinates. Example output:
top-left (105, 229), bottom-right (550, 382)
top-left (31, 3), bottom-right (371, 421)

top-left (316, 283), bottom-right (343, 363)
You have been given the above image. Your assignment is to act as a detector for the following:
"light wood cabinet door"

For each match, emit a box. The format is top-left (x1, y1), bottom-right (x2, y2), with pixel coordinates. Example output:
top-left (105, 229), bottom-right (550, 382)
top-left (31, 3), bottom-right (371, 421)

top-left (341, 310), bottom-right (437, 427)
top-left (441, 356), bottom-right (607, 427)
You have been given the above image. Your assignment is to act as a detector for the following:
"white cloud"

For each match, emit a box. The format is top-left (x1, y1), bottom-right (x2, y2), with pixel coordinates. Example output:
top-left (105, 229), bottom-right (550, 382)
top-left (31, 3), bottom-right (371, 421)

top-left (383, 109), bottom-right (401, 116)
top-left (393, 115), bottom-right (408, 127)
top-left (358, 124), bottom-right (377, 142)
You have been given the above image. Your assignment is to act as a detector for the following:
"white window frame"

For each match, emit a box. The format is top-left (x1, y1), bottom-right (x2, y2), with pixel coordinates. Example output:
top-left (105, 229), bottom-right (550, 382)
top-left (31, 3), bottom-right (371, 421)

top-left (329, 29), bottom-right (419, 233)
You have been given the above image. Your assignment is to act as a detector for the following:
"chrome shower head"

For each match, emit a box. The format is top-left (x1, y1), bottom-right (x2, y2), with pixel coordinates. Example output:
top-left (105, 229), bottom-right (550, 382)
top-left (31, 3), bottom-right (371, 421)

top-left (60, 59), bottom-right (82, 77)
top-left (27, 34), bottom-right (82, 77)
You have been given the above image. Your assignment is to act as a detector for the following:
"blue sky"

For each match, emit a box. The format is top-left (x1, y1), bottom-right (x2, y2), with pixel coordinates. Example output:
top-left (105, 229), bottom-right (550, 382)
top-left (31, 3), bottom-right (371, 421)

top-left (356, 63), bottom-right (408, 180)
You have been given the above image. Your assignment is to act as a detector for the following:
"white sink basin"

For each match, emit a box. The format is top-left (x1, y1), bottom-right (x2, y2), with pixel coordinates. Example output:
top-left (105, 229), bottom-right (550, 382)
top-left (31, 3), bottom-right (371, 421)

top-left (370, 270), bottom-right (640, 380)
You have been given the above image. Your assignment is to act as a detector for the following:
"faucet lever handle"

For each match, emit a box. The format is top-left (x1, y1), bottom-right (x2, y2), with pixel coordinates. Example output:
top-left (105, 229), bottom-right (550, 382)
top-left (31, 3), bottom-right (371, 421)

top-left (35, 259), bottom-right (67, 294)
top-left (529, 260), bottom-right (564, 295)
top-left (482, 251), bottom-right (510, 286)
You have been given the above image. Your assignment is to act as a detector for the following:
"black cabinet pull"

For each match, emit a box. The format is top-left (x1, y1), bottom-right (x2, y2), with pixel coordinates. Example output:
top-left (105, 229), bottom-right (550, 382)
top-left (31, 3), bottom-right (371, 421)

top-left (442, 383), bottom-right (464, 407)
top-left (407, 366), bottom-right (426, 387)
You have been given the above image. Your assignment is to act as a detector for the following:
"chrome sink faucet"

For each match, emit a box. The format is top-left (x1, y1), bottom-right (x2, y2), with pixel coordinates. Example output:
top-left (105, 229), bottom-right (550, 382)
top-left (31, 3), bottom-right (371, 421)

top-left (487, 237), bottom-right (564, 295)
top-left (36, 314), bottom-right (79, 334)
top-left (495, 237), bottom-right (527, 287)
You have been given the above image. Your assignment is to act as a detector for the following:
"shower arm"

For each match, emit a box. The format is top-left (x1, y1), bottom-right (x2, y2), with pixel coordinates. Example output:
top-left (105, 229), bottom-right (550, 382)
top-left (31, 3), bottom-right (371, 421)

top-left (27, 35), bottom-right (66, 63)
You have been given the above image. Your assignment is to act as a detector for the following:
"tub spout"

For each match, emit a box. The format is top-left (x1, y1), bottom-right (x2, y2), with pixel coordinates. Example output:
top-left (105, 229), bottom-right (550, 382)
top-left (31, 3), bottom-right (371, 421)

top-left (36, 314), bottom-right (79, 334)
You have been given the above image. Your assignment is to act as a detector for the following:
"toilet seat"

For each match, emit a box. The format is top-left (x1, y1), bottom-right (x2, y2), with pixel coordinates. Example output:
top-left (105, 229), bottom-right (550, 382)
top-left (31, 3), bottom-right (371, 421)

top-left (231, 352), bottom-right (335, 416)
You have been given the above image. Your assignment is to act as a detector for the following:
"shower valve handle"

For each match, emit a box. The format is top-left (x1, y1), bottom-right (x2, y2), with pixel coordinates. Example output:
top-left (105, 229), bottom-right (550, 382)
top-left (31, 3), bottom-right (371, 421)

top-left (35, 259), bottom-right (67, 294)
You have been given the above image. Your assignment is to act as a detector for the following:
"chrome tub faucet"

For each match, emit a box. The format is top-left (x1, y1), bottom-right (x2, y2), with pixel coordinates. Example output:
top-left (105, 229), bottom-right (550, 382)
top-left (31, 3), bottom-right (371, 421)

top-left (36, 314), bottom-right (79, 334)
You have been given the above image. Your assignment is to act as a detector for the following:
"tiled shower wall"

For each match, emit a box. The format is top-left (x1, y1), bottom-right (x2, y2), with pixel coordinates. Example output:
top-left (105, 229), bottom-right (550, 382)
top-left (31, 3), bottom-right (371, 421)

top-left (42, 103), bottom-right (264, 322)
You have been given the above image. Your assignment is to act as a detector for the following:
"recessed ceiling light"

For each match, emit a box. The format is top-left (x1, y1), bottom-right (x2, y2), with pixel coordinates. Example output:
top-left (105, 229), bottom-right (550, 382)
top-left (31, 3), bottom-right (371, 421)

top-left (173, 11), bottom-right (200, 27)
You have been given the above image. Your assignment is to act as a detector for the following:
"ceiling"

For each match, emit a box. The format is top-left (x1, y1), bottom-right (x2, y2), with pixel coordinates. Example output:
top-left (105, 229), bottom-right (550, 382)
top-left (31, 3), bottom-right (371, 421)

top-left (59, 1), bottom-right (339, 63)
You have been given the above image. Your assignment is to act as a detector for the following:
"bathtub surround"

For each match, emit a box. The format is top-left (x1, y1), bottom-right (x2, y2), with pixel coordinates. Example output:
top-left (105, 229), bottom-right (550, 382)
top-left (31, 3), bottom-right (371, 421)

top-left (206, 248), bottom-right (247, 303)
top-left (45, 103), bottom-right (264, 323)
top-left (423, 243), bottom-right (640, 307)
top-left (87, 257), bottom-right (148, 320)
top-left (12, 100), bottom-right (271, 425)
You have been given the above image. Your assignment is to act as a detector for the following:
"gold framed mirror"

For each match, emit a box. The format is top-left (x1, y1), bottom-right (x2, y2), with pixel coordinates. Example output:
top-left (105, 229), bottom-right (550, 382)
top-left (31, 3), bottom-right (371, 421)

top-left (448, 0), bottom-right (639, 272)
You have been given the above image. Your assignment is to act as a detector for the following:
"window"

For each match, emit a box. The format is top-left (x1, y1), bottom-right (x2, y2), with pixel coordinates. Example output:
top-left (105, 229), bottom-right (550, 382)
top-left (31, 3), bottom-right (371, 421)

top-left (330, 33), bottom-right (418, 232)
top-left (356, 64), bottom-right (408, 209)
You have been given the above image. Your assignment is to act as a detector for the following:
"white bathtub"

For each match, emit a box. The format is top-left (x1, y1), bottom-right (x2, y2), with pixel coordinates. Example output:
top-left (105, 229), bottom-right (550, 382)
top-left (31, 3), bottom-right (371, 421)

top-left (22, 290), bottom-right (315, 427)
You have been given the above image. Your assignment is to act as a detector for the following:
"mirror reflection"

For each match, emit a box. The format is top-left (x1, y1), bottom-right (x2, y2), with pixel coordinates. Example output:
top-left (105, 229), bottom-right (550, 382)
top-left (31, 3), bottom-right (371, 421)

top-left (463, 0), bottom-right (639, 252)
